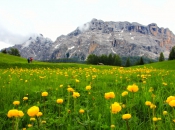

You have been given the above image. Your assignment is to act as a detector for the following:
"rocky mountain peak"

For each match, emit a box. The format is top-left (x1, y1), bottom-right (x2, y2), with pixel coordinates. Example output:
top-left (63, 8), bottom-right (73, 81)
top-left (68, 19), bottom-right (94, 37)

top-left (8, 18), bottom-right (175, 61)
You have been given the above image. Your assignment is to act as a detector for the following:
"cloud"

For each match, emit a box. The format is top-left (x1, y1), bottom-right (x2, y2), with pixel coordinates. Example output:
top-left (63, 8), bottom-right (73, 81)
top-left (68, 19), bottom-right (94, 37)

top-left (78, 22), bottom-right (90, 32)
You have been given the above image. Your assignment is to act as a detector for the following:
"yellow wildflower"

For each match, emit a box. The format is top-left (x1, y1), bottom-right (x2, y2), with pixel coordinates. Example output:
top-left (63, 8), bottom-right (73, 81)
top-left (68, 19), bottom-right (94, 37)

top-left (152, 117), bottom-right (158, 122)
top-left (37, 112), bottom-right (43, 117)
top-left (27, 106), bottom-right (39, 117)
top-left (23, 97), bottom-right (28, 100)
top-left (79, 109), bottom-right (85, 114)
top-left (13, 101), bottom-right (20, 105)
top-left (145, 101), bottom-right (152, 106)
top-left (73, 92), bottom-right (80, 98)
top-left (42, 92), bottom-right (48, 97)
top-left (169, 100), bottom-right (175, 107)
top-left (111, 102), bottom-right (122, 114)
top-left (86, 85), bottom-right (91, 90)
top-left (122, 114), bottom-right (131, 120)
top-left (127, 84), bottom-right (139, 92)
top-left (57, 99), bottom-right (64, 104)
top-left (121, 91), bottom-right (128, 97)
top-left (163, 111), bottom-right (168, 115)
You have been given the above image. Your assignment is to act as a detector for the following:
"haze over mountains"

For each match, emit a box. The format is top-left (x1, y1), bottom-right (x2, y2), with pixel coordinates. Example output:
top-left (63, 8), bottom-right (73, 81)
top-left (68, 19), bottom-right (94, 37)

top-left (5, 19), bottom-right (175, 61)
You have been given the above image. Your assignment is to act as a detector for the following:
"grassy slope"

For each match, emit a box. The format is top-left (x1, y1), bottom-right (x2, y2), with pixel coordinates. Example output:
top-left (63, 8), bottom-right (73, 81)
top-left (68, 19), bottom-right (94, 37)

top-left (0, 53), bottom-right (112, 69)
top-left (1, 53), bottom-right (175, 70)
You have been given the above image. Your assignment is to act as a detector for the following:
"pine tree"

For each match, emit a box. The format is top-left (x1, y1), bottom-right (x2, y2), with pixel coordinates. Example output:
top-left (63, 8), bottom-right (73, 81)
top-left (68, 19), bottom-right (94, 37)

top-left (159, 52), bottom-right (165, 62)
top-left (139, 57), bottom-right (144, 65)
top-left (168, 46), bottom-right (175, 60)
top-left (114, 55), bottom-right (121, 66)
top-left (125, 57), bottom-right (130, 67)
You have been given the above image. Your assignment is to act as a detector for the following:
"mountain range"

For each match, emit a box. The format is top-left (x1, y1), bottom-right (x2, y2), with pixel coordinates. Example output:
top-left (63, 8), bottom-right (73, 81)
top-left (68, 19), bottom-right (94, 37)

top-left (7, 18), bottom-right (175, 61)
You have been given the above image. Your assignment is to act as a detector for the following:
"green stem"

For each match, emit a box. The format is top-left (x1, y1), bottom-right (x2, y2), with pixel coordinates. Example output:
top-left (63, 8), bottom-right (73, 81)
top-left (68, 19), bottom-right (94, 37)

top-left (126, 120), bottom-right (130, 130)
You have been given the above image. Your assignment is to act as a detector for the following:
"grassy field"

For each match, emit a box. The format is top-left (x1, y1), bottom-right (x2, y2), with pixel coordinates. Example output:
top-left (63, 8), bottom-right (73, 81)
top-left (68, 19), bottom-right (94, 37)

top-left (0, 53), bottom-right (175, 130)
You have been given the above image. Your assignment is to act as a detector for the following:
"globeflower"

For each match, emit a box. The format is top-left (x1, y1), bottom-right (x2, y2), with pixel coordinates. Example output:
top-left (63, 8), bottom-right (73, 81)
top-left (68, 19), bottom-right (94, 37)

top-left (127, 84), bottom-right (139, 92)
top-left (57, 99), bottom-right (64, 104)
top-left (111, 102), bottom-right (122, 114)
top-left (163, 111), bottom-right (168, 115)
top-left (122, 114), bottom-right (131, 120)
top-left (27, 106), bottom-right (39, 117)
top-left (152, 117), bottom-right (158, 122)
top-left (67, 87), bottom-right (74, 92)
top-left (42, 92), bottom-right (48, 97)
top-left (86, 85), bottom-right (91, 90)
top-left (169, 100), bottom-right (175, 107)
top-left (73, 92), bottom-right (80, 98)
top-left (7, 109), bottom-right (21, 118)
top-left (18, 110), bottom-right (24, 117)
top-left (23, 97), bottom-right (28, 101)
top-left (166, 96), bottom-right (175, 103)
top-left (145, 101), bottom-right (152, 106)
top-left (13, 101), bottom-right (20, 105)
top-left (79, 109), bottom-right (85, 114)
top-left (121, 91), bottom-right (128, 97)
top-left (37, 112), bottom-right (43, 117)
top-left (105, 92), bottom-right (115, 99)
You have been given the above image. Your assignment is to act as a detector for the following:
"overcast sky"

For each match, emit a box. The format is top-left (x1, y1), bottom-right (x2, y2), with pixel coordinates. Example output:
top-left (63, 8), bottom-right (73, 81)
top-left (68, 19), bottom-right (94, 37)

top-left (0, 0), bottom-right (175, 50)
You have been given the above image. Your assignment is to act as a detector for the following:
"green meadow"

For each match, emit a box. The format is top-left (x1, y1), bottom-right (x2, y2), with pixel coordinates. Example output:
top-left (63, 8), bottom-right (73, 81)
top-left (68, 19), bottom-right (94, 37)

top-left (0, 53), bottom-right (175, 130)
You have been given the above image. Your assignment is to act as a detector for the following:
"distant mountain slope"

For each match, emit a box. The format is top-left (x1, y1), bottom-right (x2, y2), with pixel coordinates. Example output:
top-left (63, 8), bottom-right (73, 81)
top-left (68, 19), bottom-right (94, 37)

top-left (10, 19), bottom-right (175, 61)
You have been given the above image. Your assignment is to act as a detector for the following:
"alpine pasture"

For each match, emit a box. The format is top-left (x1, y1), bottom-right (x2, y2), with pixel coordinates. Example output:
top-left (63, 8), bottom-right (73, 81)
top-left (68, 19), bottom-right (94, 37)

top-left (0, 53), bottom-right (175, 130)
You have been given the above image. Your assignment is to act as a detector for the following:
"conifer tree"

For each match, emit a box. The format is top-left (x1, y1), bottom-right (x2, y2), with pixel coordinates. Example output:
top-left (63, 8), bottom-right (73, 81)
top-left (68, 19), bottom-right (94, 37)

top-left (159, 52), bottom-right (165, 62)
top-left (125, 57), bottom-right (130, 67)
top-left (168, 46), bottom-right (175, 60)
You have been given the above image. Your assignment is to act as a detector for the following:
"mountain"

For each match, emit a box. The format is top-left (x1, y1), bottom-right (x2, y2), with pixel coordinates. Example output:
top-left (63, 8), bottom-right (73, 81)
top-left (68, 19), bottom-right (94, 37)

top-left (10, 19), bottom-right (175, 61)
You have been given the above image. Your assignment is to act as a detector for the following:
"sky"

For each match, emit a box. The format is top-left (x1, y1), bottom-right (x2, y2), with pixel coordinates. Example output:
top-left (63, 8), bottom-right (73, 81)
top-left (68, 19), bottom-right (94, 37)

top-left (0, 0), bottom-right (175, 50)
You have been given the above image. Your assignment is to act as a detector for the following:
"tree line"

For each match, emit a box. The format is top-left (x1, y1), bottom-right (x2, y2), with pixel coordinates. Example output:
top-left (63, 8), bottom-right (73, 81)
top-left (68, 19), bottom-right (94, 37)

top-left (86, 54), bottom-right (146, 67)
top-left (1, 48), bottom-right (20, 57)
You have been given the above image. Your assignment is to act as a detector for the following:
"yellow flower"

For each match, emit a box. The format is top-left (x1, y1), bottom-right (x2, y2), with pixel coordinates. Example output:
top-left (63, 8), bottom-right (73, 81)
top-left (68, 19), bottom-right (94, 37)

top-left (13, 101), bottom-right (20, 105)
top-left (152, 117), bottom-right (158, 122)
top-left (18, 110), bottom-right (24, 117)
top-left (23, 97), bottom-right (28, 100)
top-left (157, 118), bottom-right (161, 120)
top-left (163, 111), bottom-right (168, 115)
top-left (42, 92), bottom-right (48, 97)
top-left (42, 120), bottom-right (46, 124)
top-left (86, 85), bottom-right (91, 90)
top-left (150, 104), bottom-right (156, 109)
top-left (22, 128), bottom-right (26, 130)
top-left (79, 109), bottom-right (85, 114)
top-left (173, 119), bottom-right (175, 123)
top-left (57, 99), bottom-right (63, 104)
top-left (105, 93), bottom-right (110, 99)
top-left (105, 92), bottom-right (115, 99)
top-left (73, 92), bottom-right (80, 98)
top-left (30, 118), bottom-right (36, 121)
top-left (7, 109), bottom-right (19, 118)
top-left (145, 101), bottom-right (152, 106)
top-left (28, 124), bottom-right (32, 127)
top-left (111, 102), bottom-right (122, 114)
top-left (111, 125), bottom-right (115, 128)
top-left (67, 87), bottom-right (74, 92)
top-left (37, 112), bottom-right (43, 117)
top-left (121, 91), bottom-right (128, 97)
top-left (27, 106), bottom-right (39, 117)
top-left (60, 84), bottom-right (63, 88)
top-left (127, 84), bottom-right (139, 92)
top-left (169, 100), bottom-right (175, 107)
top-left (75, 79), bottom-right (80, 83)
top-left (122, 114), bottom-right (131, 120)
top-left (166, 96), bottom-right (175, 103)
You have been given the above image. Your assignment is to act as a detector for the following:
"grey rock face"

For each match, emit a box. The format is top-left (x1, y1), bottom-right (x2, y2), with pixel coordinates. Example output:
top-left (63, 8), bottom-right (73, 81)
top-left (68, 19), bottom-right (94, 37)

top-left (10, 19), bottom-right (175, 60)
top-left (12, 34), bottom-right (53, 60)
